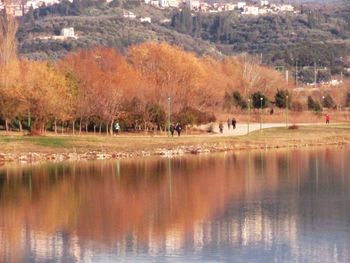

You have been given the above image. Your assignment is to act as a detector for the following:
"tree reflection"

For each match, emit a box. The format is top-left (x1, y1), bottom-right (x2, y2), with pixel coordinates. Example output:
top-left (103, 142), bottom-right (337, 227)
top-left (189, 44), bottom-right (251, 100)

top-left (0, 147), bottom-right (350, 262)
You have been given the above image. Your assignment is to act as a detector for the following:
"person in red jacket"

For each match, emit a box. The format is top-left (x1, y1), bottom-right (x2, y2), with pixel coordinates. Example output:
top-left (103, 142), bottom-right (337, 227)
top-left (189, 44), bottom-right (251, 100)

top-left (326, 114), bottom-right (330, 124)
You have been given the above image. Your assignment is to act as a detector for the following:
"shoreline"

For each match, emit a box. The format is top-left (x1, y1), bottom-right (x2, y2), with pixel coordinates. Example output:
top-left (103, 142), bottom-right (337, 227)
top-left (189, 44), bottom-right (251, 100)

top-left (0, 125), bottom-right (349, 165)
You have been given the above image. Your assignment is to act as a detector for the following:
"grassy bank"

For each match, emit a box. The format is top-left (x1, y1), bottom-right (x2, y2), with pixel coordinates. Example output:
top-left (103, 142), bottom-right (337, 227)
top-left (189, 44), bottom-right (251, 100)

top-left (0, 124), bottom-right (349, 163)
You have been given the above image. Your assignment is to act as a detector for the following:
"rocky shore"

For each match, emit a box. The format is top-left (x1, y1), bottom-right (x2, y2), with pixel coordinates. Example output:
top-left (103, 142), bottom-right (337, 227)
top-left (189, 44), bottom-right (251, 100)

top-left (0, 139), bottom-right (348, 165)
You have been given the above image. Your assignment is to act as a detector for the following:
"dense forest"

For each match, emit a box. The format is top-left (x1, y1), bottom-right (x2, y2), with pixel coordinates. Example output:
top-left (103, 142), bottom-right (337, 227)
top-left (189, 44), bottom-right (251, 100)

top-left (170, 4), bottom-right (350, 74)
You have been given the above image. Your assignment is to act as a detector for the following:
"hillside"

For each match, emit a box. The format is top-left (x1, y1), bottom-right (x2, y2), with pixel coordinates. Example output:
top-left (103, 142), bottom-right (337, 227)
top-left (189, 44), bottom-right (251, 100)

top-left (17, 0), bottom-right (350, 79)
top-left (169, 3), bottom-right (350, 74)
top-left (17, 3), bottom-right (222, 60)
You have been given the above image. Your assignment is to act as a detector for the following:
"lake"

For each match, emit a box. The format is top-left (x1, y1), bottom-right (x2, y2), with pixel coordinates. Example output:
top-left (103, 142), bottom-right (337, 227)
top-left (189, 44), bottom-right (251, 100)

top-left (1, 146), bottom-right (350, 262)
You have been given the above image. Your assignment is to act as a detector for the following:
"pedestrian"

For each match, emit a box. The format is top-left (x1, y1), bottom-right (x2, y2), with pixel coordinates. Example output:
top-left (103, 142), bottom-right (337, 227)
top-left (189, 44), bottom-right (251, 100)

top-left (326, 114), bottom-right (330, 124)
top-left (175, 123), bottom-right (182, 136)
top-left (227, 118), bottom-right (231, 130)
top-left (114, 121), bottom-right (120, 134)
top-left (219, 121), bottom-right (224, 134)
top-left (170, 123), bottom-right (175, 136)
top-left (232, 118), bottom-right (236, 129)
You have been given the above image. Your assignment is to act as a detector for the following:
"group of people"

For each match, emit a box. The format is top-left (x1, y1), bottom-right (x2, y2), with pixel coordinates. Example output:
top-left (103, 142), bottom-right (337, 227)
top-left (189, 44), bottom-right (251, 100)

top-left (170, 123), bottom-right (182, 136)
top-left (219, 117), bottom-right (237, 134)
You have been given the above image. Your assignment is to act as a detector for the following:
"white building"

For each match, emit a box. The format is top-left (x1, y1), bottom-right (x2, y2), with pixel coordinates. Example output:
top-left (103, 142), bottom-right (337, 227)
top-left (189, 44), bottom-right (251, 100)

top-left (150, 0), bottom-right (159, 7)
top-left (61, 27), bottom-right (76, 38)
top-left (225, 3), bottom-right (236, 11)
top-left (260, 0), bottom-right (269, 6)
top-left (258, 8), bottom-right (268, 15)
top-left (168, 0), bottom-right (180, 7)
top-left (123, 11), bottom-right (136, 19)
top-left (140, 17), bottom-right (152, 23)
top-left (159, 0), bottom-right (169, 7)
top-left (243, 6), bottom-right (259, 15)
top-left (237, 1), bottom-right (246, 9)
top-left (280, 4), bottom-right (294, 12)
top-left (186, 0), bottom-right (200, 10)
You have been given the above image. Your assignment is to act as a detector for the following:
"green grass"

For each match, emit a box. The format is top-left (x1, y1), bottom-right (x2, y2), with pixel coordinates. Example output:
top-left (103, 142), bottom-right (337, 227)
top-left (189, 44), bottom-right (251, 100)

top-left (0, 124), bottom-right (349, 154)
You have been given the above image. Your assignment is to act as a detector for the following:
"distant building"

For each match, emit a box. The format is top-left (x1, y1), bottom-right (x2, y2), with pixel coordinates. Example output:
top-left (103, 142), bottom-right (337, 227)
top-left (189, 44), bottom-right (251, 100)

top-left (186, 0), bottom-right (199, 10)
top-left (280, 4), bottom-right (294, 12)
top-left (123, 11), bottom-right (136, 19)
top-left (61, 27), bottom-right (76, 38)
top-left (159, 0), bottom-right (169, 7)
top-left (237, 2), bottom-right (246, 9)
top-left (260, 0), bottom-right (269, 7)
top-left (243, 6), bottom-right (259, 15)
top-left (168, 0), bottom-right (180, 7)
top-left (150, 0), bottom-right (159, 7)
top-left (140, 17), bottom-right (152, 23)
top-left (225, 3), bottom-right (236, 11)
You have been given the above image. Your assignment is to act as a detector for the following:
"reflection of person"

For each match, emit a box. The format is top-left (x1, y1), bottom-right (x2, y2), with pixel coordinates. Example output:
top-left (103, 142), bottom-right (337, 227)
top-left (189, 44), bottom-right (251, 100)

top-left (219, 122), bottom-right (224, 134)
top-left (326, 114), bottom-right (330, 124)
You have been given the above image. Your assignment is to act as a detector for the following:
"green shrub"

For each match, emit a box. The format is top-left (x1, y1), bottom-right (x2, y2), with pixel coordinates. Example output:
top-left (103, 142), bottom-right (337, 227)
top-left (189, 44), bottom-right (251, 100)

top-left (251, 91), bottom-right (268, 109)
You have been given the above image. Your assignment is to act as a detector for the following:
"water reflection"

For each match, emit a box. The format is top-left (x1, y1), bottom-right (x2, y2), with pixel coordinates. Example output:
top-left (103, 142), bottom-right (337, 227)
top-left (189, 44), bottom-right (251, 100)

top-left (1, 147), bottom-right (350, 262)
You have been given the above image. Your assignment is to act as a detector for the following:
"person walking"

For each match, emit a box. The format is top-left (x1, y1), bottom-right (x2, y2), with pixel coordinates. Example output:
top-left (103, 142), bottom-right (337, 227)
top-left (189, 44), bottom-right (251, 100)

top-left (232, 118), bottom-right (237, 129)
top-left (175, 123), bottom-right (182, 136)
top-left (170, 123), bottom-right (175, 136)
top-left (114, 121), bottom-right (120, 134)
top-left (326, 114), bottom-right (330, 124)
top-left (219, 121), bottom-right (224, 134)
top-left (227, 118), bottom-right (231, 130)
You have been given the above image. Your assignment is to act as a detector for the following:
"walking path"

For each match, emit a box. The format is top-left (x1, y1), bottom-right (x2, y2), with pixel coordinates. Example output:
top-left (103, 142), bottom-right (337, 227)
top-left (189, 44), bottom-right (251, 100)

top-left (198, 122), bottom-right (320, 136)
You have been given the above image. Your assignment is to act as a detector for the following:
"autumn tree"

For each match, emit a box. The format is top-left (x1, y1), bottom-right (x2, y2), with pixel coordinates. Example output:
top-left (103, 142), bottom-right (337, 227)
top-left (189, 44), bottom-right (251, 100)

top-left (63, 47), bottom-right (139, 135)
top-left (20, 60), bottom-right (71, 134)
top-left (0, 9), bottom-right (22, 131)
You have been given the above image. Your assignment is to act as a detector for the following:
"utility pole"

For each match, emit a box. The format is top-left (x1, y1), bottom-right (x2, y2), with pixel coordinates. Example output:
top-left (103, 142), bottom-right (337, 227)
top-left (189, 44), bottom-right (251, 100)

top-left (247, 99), bottom-right (251, 135)
top-left (260, 97), bottom-right (263, 132)
top-left (286, 95), bottom-right (289, 128)
top-left (295, 61), bottom-right (298, 88)
top-left (314, 61), bottom-right (317, 89)
top-left (167, 97), bottom-right (171, 137)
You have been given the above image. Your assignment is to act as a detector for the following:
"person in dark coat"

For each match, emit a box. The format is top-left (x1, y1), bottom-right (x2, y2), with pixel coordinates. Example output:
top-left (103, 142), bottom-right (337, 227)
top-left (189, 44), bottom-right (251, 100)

top-left (175, 123), bottom-right (182, 136)
top-left (227, 118), bottom-right (231, 130)
top-left (231, 118), bottom-right (236, 129)
top-left (170, 123), bottom-right (175, 136)
top-left (219, 121), bottom-right (224, 134)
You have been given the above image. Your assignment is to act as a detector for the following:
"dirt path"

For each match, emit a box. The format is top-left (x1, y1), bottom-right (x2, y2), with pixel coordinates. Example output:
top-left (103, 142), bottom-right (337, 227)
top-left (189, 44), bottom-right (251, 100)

top-left (199, 122), bottom-right (324, 136)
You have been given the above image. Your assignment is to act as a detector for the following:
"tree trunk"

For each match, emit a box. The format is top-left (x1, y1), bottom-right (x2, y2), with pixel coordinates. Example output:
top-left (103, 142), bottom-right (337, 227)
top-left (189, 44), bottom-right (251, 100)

top-left (54, 119), bottom-right (57, 134)
top-left (110, 118), bottom-right (114, 136)
top-left (79, 119), bottom-right (82, 134)
top-left (93, 125), bottom-right (96, 135)
top-left (85, 122), bottom-right (88, 134)
top-left (61, 122), bottom-right (64, 135)
top-left (19, 121), bottom-right (23, 133)
top-left (5, 119), bottom-right (9, 132)
top-left (72, 120), bottom-right (75, 135)
top-left (99, 122), bottom-right (102, 135)
top-left (106, 123), bottom-right (109, 136)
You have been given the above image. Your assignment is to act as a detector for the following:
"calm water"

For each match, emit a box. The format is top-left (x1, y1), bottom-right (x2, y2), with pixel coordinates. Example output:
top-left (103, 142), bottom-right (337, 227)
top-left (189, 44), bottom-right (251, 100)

top-left (0, 147), bottom-right (350, 263)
